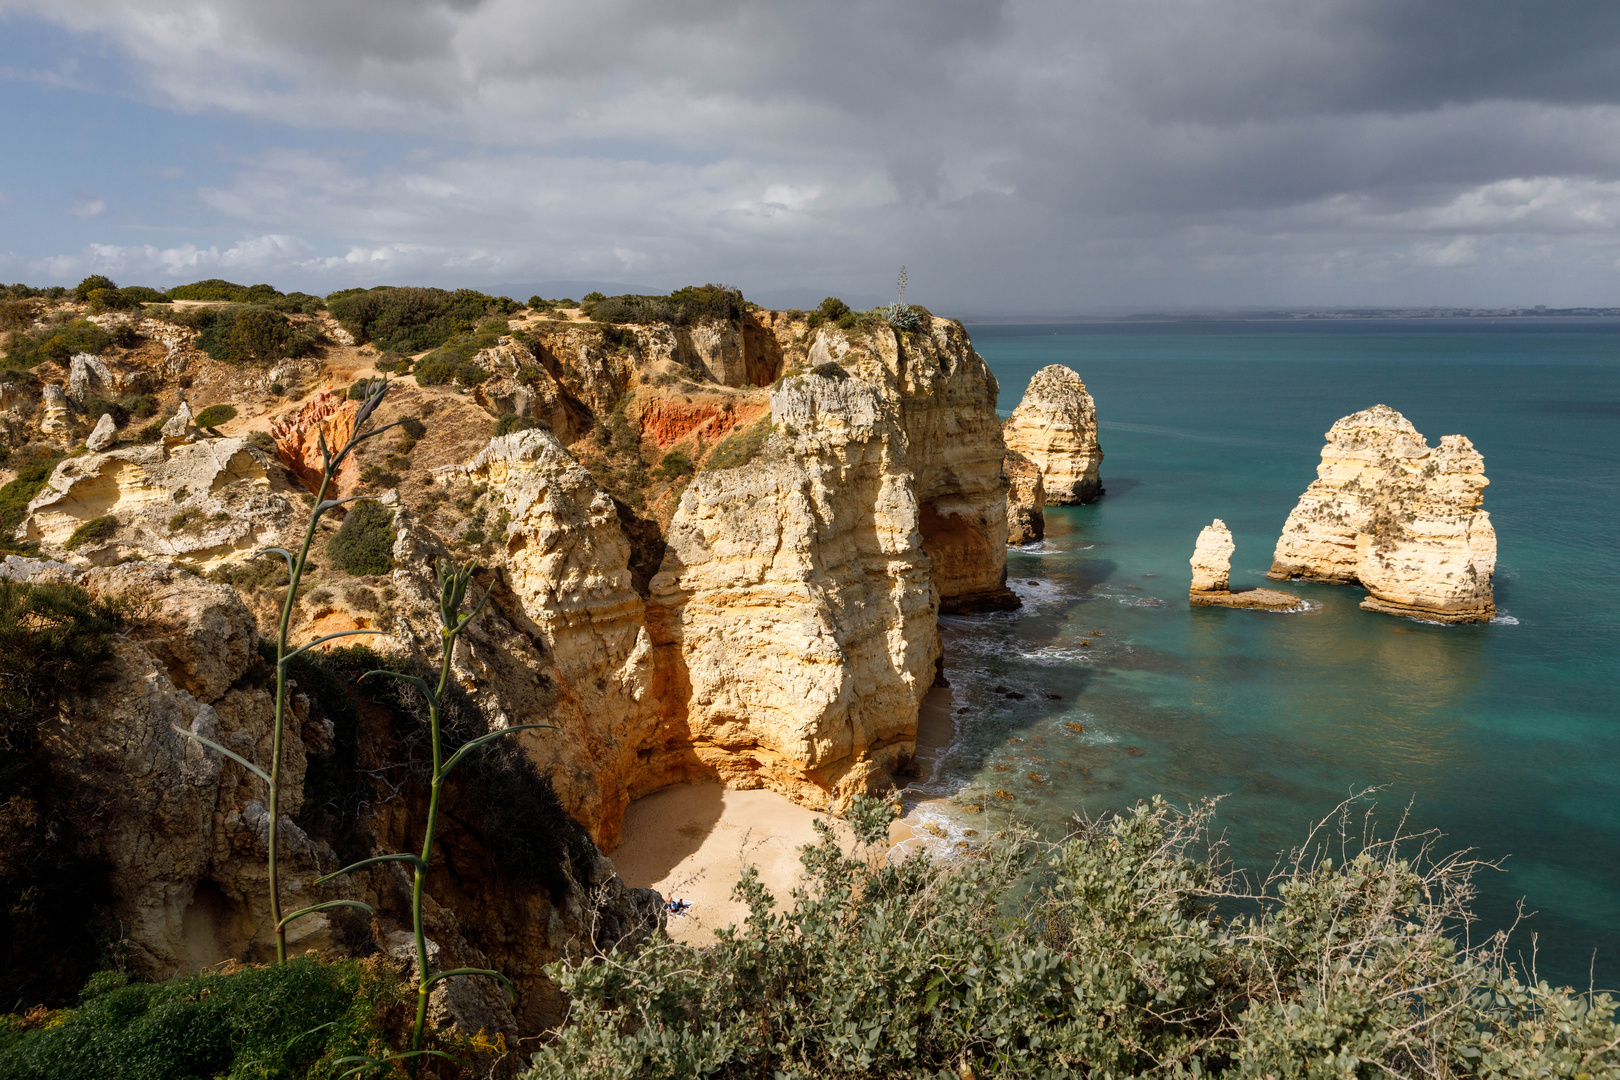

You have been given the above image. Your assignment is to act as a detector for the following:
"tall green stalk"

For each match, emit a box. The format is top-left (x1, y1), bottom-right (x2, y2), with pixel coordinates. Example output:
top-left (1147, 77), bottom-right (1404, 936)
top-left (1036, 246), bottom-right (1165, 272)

top-left (323, 558), bottom-right (550, 1066)
top-left (173, 378), bottom-right (401, 962)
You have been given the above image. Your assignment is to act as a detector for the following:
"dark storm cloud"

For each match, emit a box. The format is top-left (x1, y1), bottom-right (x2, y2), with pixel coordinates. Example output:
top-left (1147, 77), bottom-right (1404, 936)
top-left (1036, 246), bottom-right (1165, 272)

top-left (5, 0), bottom-right (1620, 308)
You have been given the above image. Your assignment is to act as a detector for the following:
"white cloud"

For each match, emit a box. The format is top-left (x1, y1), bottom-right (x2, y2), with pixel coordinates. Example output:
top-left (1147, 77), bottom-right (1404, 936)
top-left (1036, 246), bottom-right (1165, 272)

top-left (68, 195), bottom-right (106, 218)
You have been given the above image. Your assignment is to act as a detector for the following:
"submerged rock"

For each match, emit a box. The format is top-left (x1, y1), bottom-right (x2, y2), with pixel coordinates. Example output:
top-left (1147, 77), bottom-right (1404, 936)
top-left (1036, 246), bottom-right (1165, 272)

top-left (1270, 405), bottom-right (1495, 623)
top-left (1002, 364), bottom-right (1104, 504)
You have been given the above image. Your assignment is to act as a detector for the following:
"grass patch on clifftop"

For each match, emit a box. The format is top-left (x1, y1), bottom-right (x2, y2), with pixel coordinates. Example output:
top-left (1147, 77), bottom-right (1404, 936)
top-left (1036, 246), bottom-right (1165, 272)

top-left (702, 415), bottom-right (772, 472)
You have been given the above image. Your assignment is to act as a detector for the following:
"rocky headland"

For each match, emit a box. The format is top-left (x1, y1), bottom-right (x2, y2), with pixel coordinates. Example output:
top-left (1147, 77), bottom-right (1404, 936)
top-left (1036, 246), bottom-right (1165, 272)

top-left (1269, 404), bottom-right (1496, 622)
top-left (0, 286), bottom-right (1022, 1029)
top-left (1002, 363), bottom-right (1104, 504)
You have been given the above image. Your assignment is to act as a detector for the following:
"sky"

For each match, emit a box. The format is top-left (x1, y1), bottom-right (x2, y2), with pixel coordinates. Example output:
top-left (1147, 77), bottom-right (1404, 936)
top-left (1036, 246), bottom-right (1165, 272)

top-left (2, 0), bottom-right (1620, 314)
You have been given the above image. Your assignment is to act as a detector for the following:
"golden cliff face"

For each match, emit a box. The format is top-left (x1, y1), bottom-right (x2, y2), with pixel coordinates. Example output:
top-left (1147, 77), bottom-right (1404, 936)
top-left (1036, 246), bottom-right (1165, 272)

top-left (1270, 405), bottom-right (1496, 622)
top-left (645, 372), bottom-right (939, 814)
top-left (1003, 364), bottom-right (1104, 504)
top-left (801, 318), bottom-right (1016, 612)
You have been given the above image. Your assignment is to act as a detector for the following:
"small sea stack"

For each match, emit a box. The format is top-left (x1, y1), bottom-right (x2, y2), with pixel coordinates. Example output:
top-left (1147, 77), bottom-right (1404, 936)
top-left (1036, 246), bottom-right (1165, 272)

top-left (1189, 519), bottom-right (1303, 610)
top-left (1002, 365), bottom-right (1103, 504)
top-left (1269, 405), bottom-right (1496, 623)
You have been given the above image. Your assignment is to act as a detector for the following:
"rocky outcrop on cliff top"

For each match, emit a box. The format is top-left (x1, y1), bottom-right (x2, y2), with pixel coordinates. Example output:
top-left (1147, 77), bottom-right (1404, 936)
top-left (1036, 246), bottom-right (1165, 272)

top-left (1003, 364), bottom-right (1104, 504)
top-left (1005, 449), bottom-right (1045, 545)
top-left (1189, 519), bottom-right (1302, 611)
top-left (18, 436), bottom-right (298, 568)
top-left (1270, 405), bottom-right (1496, 622)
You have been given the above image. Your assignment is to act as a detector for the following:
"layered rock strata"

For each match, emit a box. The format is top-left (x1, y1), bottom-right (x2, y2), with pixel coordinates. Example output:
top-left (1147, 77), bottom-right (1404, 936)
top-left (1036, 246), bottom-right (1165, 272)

top-left (1005, 450), bottom-right (1045, 544)
top-left (19, 436), bottom-right (295, 568)
top-left (646, 371), bottom-right (938, 812)
top-left (1003, 365), bottom-right (1104, 504)
top-left (804, 319), bottom-right (1015, 612)
top-left (1270, 405), bottom-right (1495, 622)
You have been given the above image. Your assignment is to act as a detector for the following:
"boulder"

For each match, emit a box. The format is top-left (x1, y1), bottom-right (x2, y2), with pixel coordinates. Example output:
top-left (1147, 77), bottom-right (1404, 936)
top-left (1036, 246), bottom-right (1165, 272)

top-left (68, 352), bottom-right (117, 405)
top-left (86, 412), bottom-right (118, 452)
top-left (1005, 449), bottom-right (1046, 544)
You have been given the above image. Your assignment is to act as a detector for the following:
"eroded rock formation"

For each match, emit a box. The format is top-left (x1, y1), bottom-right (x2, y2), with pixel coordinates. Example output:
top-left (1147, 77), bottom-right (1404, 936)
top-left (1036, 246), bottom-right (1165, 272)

top-left (19, 436), bottom-right (296, 568)
top-left (1270, 405), bottom-right (1495, 622)
top-left (1003, 364), bottom-right (1104, 504)
top-left (1188, 518), bottom-right (1302, 610)
top-left (269, 391), bottom-right (360, 493)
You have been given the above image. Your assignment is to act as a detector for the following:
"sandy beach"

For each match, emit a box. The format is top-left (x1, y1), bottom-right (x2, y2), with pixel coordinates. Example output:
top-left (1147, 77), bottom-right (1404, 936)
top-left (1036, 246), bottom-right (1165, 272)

top-left (609, 688), bottom-right (956, 945)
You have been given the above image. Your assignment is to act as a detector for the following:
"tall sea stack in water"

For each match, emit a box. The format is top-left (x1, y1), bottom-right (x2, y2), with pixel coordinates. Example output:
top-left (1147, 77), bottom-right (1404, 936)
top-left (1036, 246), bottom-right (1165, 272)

top-left (1270, 405), bottom-right (1496, 622)
top-left (1002, 365), bottom-right (1104, 504)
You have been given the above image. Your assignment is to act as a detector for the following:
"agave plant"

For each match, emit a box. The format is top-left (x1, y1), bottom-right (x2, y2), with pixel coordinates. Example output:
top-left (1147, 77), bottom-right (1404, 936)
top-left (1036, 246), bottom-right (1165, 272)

top-left (321, 557), bottom-right (551, 1065)
top-left (172, 378), bottom-right (402, 962)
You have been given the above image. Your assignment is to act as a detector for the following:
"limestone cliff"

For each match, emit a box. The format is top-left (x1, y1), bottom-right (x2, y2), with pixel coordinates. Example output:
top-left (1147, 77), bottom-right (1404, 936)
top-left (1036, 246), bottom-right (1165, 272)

top-left (1270, 405), bottom-right (1495, 622)
top-left (800, 318), bottom-right (1015, 612)
top-left (18, 436), bottom-right (298, 569)
top-left (646, 371), bottom-right (938, 813)
top-left (1003, 364), bottom-right (1104, 504)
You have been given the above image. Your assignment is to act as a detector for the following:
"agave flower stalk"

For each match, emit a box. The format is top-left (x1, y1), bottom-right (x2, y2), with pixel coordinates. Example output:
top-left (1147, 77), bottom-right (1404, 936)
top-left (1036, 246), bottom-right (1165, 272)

top-left (320, 558), bottom-right (550, 1062)
top-left (174, 378), bottom-right (403, 962)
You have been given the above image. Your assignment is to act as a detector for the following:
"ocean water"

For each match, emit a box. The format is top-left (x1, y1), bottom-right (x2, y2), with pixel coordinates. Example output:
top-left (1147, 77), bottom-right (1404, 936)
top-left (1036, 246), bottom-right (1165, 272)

top-left (907, 320), bottom-right (1620, 990)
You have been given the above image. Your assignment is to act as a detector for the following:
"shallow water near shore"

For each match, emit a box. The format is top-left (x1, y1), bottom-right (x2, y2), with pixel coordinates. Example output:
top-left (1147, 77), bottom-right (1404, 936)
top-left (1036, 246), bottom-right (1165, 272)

top-left (906, 319), bottom-right (1620, 989)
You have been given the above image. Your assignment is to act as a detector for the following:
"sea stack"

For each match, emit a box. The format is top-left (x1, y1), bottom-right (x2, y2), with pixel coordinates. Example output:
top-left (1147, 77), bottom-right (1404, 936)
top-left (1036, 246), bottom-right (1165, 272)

top-left (1189, 519), bottom-right (1303, 610)
top-left (1270, 405), bottom-right (1496, 623)
top-left (1005, 449), bottom-right (1046, 544)
top-left (1002, 365), bottom-right (1103, 504)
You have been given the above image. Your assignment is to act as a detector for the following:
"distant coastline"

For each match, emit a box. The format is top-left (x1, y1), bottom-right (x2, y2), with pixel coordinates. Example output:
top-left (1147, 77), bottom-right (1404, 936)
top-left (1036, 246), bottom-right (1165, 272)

top-left (960, 308), bottom-right (1620, 325)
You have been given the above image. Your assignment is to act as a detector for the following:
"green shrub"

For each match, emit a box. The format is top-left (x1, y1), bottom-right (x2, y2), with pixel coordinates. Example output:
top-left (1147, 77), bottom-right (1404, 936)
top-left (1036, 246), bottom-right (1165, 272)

top-left (82, 398), bottom-right (129, 427)
top-left (326, 286), bottom-right (516, 355)
top-left (703, 415), bottom-right (772, 472)
top-left (2, 320), bottom-right (111, 369)
top-left (0, 957), bottom-right (401, 1079)
top-left (165, 278), bottom-right (281, 304)
top-left (84, 288), bottom-right (141, 314)
top-left (63, 515), bottom-right (118, 551)
top-left (116, 286), bottom-right (167, 305)
top-left (809, 362), bottom-right (848, 380)
top-left (817, 296), bottom-right (850, 321)
top-left (179, 305), bottom-right (317, 365)
top-left (208, 557), bottom-right (289, 594)
top-left (193, 404), bottom-right (236, 428)
top-left (493, 413), bottom-right (542, 437)
top-left (582, 284), bottom-right (744, 326)
top-left (0, 299), bottom-right (38, 332)
top-left (72, 275), bottom-right (117, 302)
top-left (326, 500), bottom-right (395, 576)
top-left (652, 447), bottom-right (694, 481)
top-left (412, 320), bottom-right (506, 388)
top-left (0, 581), bottom-right (124, 1007)
top-left (529, 797), bottom-right (1620, 1080)
top-left (397, 416), bottom-right (426, 442)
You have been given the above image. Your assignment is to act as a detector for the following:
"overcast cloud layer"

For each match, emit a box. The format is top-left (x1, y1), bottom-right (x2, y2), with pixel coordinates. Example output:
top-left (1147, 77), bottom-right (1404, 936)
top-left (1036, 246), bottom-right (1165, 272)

top-left (3, 0), bottom-right (1620, 311)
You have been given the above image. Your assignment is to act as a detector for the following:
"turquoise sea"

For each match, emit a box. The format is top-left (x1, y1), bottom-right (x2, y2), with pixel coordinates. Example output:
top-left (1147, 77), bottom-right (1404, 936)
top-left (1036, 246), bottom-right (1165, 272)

top-left (912, 320), bottom-right (1620, 990)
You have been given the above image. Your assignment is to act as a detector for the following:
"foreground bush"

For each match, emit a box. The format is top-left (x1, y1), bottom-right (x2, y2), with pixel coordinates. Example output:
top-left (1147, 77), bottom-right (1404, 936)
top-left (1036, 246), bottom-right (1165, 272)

top-left (2, 320), bottom-right (111, 368)
top-left (529, 797), bottom-right (1619, 1079)
top-left (327, 499), bottom-right (395, 576)
top-left (0, 958), bottom-right (402, 1080)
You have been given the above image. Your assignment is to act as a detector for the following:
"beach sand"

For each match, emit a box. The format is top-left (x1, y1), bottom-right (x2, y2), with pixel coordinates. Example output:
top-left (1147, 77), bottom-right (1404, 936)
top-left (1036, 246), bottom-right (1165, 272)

top-left (609, 688), bottom-right (956, 945)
